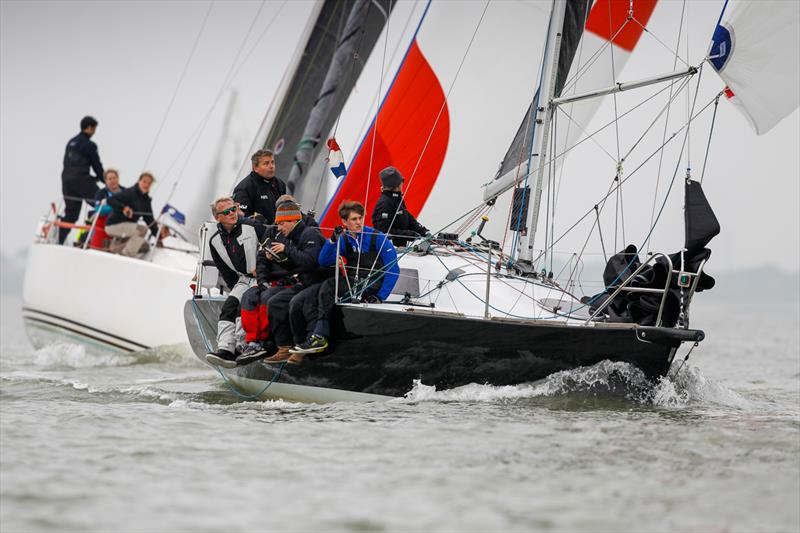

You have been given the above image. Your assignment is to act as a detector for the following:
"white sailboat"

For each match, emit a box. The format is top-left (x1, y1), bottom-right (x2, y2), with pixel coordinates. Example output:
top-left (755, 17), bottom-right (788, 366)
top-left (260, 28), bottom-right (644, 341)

top-left (181, 0), bottom-right (798, 402)
top-left (20, 3), bottom-right (327, 354)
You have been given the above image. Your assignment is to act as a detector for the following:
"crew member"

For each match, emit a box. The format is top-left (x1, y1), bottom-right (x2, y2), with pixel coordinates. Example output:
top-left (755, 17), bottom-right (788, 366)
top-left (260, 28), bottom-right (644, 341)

top-left (59, 116), bottom-right (104, 244)
top-left (238, 200), bottom-right (327, 365)
top-left (88, 169), bottom-right (124, 249)
top-left (106, 172), bottom-right (157, 257)
top-left (232, 149), bottom-right (286, 223)
top-left (371, 166), bottom-right (428, 247)
top-left (289, 200), bottom-right (399, 362)
top-left (205, 197), bottom-right (266, 368)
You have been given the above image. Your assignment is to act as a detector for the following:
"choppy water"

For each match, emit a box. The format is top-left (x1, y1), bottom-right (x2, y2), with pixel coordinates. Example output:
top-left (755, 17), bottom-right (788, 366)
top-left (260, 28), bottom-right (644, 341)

top-left (1, 295), bottom-right (798, 532)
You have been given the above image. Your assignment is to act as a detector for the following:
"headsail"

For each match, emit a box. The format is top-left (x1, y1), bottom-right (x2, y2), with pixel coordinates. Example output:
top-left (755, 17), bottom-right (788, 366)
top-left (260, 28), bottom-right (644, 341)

top-left (708, 0), bottom-right (800, 135)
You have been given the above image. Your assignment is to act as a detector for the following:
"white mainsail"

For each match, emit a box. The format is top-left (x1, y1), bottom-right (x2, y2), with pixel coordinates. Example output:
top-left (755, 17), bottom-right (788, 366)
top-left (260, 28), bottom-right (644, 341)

top-left (708, 0), bottom-right (800, 135)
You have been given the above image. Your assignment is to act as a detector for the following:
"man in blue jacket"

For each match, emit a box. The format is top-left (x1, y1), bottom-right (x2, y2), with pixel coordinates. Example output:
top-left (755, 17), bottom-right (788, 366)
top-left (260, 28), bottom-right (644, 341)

top-left (288, 200), bottom-right (399, 360)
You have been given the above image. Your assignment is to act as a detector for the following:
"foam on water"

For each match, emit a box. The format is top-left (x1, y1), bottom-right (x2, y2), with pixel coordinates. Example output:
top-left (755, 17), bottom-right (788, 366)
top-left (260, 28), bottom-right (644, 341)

top-left (400, 359), bottom-right (752, 410)
top-left (28, 341), bottom-right (199, 369)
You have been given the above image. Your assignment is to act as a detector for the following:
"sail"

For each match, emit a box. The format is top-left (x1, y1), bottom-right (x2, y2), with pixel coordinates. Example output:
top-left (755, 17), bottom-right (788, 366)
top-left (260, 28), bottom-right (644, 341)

top-left (708, 0), bottom-right (800, 135)
top-left (316, 0), bottom-right (555, 232)
top-left (259, 0), bottom-right (393, 202)
top-left (486, 0), bottom-right (659, 202)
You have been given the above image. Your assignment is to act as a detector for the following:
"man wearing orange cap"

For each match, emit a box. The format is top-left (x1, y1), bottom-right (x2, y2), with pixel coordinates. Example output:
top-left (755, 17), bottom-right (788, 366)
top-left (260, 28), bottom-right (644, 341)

top-left (237, 199), bottom-right (328, 364)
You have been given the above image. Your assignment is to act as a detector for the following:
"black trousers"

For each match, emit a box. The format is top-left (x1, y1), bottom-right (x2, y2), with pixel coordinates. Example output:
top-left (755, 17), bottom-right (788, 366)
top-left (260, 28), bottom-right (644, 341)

top-left (265, 285), bottom-right (303, 346)
top-left (288, 282), bottom-right (323, 345)
top-left (60, 176), bottom-right (99, 244)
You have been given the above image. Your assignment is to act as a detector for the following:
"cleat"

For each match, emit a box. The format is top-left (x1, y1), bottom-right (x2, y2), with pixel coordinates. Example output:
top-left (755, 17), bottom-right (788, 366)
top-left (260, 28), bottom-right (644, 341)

top-left (290, 335), bottom-right (328, 354)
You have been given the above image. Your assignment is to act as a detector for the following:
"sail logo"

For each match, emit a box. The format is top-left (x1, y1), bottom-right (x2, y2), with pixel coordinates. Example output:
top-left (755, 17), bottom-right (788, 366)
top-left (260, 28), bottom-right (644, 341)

top-left (708, 23), bottom-right (734, 72)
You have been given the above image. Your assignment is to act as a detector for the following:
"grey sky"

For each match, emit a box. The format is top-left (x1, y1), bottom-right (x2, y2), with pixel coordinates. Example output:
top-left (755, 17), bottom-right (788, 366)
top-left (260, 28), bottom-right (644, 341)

top-left (1, 0), bottom-right (798, 272)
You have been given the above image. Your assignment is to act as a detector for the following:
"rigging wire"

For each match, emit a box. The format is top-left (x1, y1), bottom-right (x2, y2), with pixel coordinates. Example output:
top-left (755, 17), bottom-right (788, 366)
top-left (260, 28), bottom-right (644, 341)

top-left (532, 90), bottom-right (720, 267)
top-left (141, 0), bottom-right (215, 173)
top-left (362, 0), bottom-right (492, 282)
top-left (161, 1), bottom-right (269, 209)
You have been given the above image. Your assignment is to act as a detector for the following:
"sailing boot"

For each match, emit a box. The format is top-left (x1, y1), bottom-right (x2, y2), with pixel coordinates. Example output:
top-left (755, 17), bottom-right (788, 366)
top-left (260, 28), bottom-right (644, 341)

top-left (263, 346), bottom-right (292, 364)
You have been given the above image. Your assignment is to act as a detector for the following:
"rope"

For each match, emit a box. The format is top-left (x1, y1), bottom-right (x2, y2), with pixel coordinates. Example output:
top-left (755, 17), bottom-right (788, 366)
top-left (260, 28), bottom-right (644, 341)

top-left (190, 298), bottom-right (286, 400)
top-left (669, 341), bottom-right (699, 379)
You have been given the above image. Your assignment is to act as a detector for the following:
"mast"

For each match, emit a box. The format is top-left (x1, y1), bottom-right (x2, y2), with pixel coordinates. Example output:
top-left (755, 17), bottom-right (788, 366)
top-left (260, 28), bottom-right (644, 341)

top-left (517, 0), bottom-right (568, 264)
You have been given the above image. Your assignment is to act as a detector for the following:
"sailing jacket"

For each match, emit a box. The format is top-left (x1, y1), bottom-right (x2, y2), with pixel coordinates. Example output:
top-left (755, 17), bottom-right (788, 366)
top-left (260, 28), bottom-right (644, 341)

top-left (371, 190), bottom-right (428, 247)
top-left (318, 226), bottom-right (399, 301)
top-left (256, 220), bottom-right (328, 287)
top-left (61, 132), bottom-right (104, 186)
top-left (232, 171), bottom-right (286, 223)
top-left (107, 184), bottom-right (157, 236)
top-left (209, 219), bottom-right (266, 290)
top-left (93, 185), bottom-right (125, 217)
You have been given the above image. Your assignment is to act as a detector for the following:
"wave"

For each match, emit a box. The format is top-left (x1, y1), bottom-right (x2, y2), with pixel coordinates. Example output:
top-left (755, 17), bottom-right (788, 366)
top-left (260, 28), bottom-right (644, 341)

top-left (400, 359), bottom-right (751, 409)
top-left (27, 341), bottom-right (201, 369)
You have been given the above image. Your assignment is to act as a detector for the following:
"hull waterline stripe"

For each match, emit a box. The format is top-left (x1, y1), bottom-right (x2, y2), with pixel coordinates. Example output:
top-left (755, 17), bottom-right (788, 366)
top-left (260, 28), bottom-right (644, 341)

top-left (23, 316), bottom-right (139, 353)
top-left (22, 307), bottom-right (148, 350)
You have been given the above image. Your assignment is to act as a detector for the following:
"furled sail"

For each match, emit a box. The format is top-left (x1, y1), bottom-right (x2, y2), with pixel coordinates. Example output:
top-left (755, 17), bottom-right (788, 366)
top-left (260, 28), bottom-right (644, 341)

top-left (708, 0), bottom-right (800, 135)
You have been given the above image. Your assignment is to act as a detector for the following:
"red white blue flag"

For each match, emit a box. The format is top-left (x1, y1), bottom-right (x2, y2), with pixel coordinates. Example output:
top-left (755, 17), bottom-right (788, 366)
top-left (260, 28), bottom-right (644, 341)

top-left (327, 138), bottom-right (347, 179)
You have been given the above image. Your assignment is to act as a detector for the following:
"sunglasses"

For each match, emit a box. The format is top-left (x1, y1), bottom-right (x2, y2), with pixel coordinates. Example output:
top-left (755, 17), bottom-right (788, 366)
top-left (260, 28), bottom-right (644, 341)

top-left (218, 205), bottom-right (238, 216)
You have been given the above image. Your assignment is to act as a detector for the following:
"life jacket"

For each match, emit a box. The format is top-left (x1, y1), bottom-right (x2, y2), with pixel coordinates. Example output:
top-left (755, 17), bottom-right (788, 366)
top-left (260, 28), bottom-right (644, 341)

top-left (343, 232), bottom-right (384, 280)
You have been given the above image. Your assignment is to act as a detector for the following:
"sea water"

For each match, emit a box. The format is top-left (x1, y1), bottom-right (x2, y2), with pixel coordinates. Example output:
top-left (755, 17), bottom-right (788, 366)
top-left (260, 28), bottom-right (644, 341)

top-left (1, 295), bottom-right (798, 532)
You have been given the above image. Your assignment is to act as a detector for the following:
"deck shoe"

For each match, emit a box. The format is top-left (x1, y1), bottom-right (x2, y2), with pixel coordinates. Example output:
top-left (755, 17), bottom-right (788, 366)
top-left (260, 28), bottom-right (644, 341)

top-left (287, 353), bottom-right (305, 365)
top-left (263, 346), bottom-right (292, 364)
top-left (205, 349), bottom-right (237, 369)
top-left (235, 343), bottom-right (267, 365)
top-left (290, 335), bottom-right (328, 354)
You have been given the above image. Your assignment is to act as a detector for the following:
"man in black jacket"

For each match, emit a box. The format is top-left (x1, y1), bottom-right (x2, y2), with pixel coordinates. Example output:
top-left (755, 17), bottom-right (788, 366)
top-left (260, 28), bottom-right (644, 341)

top-left (371, 166), bottom-right (428, 247)
top-left (232, 149), bottom-right (286, 223)
top-left (106, 172), bottom-right (158, 257)
top-left (237, 201), bottom-right (328, 365)
top-left (205, 197), bottom-right (267, 368)
top-left (59, 116), bottom-right (104, 244)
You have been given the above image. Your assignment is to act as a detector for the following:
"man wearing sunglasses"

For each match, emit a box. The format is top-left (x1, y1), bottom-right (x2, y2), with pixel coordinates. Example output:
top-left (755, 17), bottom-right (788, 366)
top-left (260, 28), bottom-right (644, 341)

top-left (232, 149), bottom-right (286, 224)
top-left (205, 197), bottom-right (267, 368)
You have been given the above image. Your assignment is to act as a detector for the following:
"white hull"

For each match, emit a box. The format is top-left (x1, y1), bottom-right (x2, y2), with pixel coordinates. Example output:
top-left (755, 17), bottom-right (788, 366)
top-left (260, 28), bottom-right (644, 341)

top-left (22, 244), bottom-right (196, 353)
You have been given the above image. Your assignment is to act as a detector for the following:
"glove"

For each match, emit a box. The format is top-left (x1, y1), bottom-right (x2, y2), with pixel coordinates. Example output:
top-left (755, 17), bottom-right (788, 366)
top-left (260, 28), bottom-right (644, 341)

top-left (331, 225), bottom-right (345, 242)
top-left (361, 294), bottom-right (382, 304)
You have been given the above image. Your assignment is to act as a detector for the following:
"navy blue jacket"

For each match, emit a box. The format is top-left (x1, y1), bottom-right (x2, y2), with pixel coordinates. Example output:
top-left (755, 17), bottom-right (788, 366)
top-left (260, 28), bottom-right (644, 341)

top-left (232, 171), bottom-right (286, 223)
top-left (61, 132), bottom-right (103, 184)
top-left (107, 184), bottom-right (157, 236)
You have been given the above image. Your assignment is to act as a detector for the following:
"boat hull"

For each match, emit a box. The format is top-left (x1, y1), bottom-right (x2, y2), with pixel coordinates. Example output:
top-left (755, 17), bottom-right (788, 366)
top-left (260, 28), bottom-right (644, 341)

top-left (185, 298), bottom-right (703, 401)
top-left (23, 243), bottom-right (195, 353)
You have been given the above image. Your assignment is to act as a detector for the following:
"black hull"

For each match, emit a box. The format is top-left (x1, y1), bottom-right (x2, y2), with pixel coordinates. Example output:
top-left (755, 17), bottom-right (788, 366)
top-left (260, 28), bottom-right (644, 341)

top-left (185, 299), bottom-right (704, 399)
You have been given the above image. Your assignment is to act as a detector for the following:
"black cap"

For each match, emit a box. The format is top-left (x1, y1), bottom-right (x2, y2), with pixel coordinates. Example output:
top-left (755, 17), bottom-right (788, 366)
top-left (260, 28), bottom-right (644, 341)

top-left (379, 166), bottom-right (403, 189)
top-left (80, 116), bottom-right (98, 130)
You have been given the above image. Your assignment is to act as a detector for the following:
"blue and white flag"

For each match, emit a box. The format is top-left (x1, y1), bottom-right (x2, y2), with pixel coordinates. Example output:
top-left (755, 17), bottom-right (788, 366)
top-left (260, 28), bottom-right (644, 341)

top-left (327, 138), bottom-right (347, 179)
top-left (161, 204), bottom-right (186, 225)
